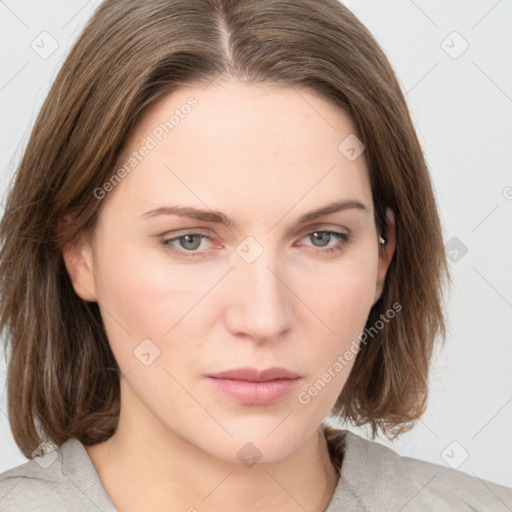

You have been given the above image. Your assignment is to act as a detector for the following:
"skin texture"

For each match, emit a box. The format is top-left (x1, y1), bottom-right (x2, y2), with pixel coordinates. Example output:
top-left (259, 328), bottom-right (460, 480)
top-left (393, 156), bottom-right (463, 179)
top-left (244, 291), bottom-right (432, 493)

top-left (63, 79), bottom-right (396, 511)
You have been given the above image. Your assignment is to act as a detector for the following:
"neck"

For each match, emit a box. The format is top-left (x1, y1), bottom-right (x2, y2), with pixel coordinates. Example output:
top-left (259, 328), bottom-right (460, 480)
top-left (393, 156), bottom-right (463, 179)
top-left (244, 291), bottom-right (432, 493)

top-left (85, 400), bottom-right (340, 511)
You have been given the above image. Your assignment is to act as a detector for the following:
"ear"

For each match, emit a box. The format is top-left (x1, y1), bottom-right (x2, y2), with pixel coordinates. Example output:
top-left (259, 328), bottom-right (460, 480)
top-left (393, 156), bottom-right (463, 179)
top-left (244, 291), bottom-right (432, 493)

top-left (374, 208), bottom-right (396, 304)
top-left (60, 224), bottom-right (98, 302)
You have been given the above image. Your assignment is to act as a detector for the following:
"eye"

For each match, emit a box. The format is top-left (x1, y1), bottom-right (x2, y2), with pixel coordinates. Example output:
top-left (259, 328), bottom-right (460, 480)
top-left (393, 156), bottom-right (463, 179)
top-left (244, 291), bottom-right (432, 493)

top-left (161, 232), bottom-right (213, 257)
top-left (300, 230), bottom-right (349, 254)
top-left (160, 229), bottom-right (350, 258)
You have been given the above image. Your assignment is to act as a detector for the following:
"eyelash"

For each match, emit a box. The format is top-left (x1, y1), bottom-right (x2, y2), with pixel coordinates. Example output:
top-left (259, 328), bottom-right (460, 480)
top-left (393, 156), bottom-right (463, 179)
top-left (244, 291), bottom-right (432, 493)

top-left (160, 230), bottom-right (349, 258)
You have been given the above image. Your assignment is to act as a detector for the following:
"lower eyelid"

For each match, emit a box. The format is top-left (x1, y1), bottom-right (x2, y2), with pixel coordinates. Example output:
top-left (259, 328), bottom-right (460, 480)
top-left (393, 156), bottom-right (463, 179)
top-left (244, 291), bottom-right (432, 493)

top-left (162, 233), bottom-right (211, 246)
top-left (161, 230), bottom-right (348, 254)
top-left (301, 230), bottom-right (348, 242)
top-left (299, 231), bottom-right (348, 248)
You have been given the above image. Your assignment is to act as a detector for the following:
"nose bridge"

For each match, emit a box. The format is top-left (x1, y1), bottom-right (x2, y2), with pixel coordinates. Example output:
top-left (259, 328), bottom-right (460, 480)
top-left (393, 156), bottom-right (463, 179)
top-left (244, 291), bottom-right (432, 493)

top-left (225, 235), bottom-right (292, 341)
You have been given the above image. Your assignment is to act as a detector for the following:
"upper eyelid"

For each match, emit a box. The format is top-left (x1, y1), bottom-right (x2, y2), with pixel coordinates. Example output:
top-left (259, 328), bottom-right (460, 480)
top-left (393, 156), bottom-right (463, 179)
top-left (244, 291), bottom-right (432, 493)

top-left (162, 223), bottom-right (350, 238)
top-left (162, 228), bottom-right (349, 248)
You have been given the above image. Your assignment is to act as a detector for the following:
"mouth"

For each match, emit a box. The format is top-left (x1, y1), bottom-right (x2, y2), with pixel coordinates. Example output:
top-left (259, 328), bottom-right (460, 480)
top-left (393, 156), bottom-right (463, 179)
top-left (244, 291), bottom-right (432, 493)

top-left (207, 367), bottom-right (302, 405)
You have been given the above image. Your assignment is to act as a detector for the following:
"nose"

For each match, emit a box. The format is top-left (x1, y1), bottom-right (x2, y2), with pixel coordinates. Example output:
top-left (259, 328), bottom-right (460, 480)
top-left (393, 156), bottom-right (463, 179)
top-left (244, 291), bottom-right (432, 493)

top-left (223, 243), bottom-right (293, 343)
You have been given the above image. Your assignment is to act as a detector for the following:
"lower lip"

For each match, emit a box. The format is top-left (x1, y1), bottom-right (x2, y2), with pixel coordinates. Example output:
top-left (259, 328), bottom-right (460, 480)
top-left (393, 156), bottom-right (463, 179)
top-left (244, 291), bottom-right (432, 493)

top-left (207, 377), bottom-right (300, 405)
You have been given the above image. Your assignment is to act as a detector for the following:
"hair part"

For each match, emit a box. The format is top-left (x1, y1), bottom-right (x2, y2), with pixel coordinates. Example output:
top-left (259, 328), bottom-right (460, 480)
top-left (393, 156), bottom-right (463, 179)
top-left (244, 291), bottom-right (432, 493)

top-left (0, 0), bottom-right (449, 458)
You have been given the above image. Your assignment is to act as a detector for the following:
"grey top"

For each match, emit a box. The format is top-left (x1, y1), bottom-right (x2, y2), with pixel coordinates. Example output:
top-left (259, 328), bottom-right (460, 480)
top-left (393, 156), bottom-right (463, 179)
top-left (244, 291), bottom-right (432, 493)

top-left (1, 427), bottom-right (511, 511)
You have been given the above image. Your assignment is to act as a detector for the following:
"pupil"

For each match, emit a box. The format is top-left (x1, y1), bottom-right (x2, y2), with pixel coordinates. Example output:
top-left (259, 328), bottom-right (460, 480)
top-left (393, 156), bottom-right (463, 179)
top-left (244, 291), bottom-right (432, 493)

top-left (179, 233), bottom-right (332, 251)
top-left (181, 234), bottom-right (201, 250)
top-left (312, 232), bottom-right (330, 247)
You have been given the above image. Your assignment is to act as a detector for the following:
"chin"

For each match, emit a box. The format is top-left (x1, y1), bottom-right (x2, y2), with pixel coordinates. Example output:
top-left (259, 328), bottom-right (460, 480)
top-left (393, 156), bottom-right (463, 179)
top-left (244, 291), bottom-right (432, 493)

top-left (210, 437), bottom-right (303, 465)
top-left (192, 418), bottom-right (315, 465)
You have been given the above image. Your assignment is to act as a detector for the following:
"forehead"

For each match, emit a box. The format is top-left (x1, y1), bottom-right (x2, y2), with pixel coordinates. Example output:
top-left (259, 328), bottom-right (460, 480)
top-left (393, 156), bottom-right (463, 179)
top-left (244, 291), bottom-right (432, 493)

top-left (129, 79), bottom-right (361, 155)
top-left (104, 80), bottom-right (373, 224)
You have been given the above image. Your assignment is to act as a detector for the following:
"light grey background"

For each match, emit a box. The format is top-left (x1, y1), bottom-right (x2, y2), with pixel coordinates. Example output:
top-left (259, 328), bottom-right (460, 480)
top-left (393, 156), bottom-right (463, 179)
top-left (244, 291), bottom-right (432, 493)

top-left (1, 0), bottom-right (511, 489)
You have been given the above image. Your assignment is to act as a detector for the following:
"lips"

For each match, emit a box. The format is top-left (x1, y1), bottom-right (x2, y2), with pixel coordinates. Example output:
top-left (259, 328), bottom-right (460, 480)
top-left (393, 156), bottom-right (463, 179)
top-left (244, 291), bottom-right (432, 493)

top-left (207, 367), bottom-right (301, 405)
top-left (208, 367), bottom-right (300, 382)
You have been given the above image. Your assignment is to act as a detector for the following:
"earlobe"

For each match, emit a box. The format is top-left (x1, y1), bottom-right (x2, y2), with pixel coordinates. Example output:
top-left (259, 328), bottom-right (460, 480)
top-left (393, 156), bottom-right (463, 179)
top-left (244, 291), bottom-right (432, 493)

top-left (374, 208), bottom-right (396, 303)
top-left (61, 231), bottom-right (98, 302)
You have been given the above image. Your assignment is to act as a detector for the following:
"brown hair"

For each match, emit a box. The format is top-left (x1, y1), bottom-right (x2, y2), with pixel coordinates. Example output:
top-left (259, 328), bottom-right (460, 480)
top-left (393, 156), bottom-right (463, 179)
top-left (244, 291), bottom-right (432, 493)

top-left (0, 0), bottom-right (449, 458)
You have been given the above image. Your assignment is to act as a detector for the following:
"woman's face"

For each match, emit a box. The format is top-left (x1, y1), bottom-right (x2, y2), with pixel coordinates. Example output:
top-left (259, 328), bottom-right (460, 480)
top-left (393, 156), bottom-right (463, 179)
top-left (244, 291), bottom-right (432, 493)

top-left (65, 80), bottom-right (393, 463)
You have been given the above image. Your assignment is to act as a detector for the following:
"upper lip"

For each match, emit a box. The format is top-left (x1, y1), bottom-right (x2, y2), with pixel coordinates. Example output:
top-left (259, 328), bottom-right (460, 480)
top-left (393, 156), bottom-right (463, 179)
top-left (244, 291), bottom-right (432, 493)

top-left (208, 367), bottom-right (300, 382)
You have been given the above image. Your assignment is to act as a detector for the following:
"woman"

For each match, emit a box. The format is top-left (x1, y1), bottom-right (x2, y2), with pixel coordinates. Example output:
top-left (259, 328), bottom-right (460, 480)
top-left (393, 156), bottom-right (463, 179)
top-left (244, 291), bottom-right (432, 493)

top-left (0, 0), bottom-right (511, 510)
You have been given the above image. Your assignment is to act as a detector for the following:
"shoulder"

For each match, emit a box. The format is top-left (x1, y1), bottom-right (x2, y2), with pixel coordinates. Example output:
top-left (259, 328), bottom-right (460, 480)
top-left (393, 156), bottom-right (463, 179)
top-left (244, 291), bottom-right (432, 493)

top-left (0, 439), bottom-right (115, 512)
top-left (324, 426), bottom-right (512, 511)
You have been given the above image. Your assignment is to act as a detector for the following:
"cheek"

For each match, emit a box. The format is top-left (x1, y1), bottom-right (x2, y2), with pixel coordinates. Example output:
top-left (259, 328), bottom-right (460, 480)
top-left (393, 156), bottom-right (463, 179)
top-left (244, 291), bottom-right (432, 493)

top-left (92, 234), bottom-right (228, 379)
top-left (93, 228), bottom-right (378, 382)
top-left (298, 252), bottom-right (378, 334)
top-left (294, 255), bottom-right (378, 390)
top-left (95, 236), bottom-right (208, 330)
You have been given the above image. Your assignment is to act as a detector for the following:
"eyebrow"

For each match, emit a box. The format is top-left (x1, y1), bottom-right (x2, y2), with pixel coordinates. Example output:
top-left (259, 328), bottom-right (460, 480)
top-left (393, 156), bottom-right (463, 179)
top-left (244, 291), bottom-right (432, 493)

top-left (140, 199), bottom-right (369, 228)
